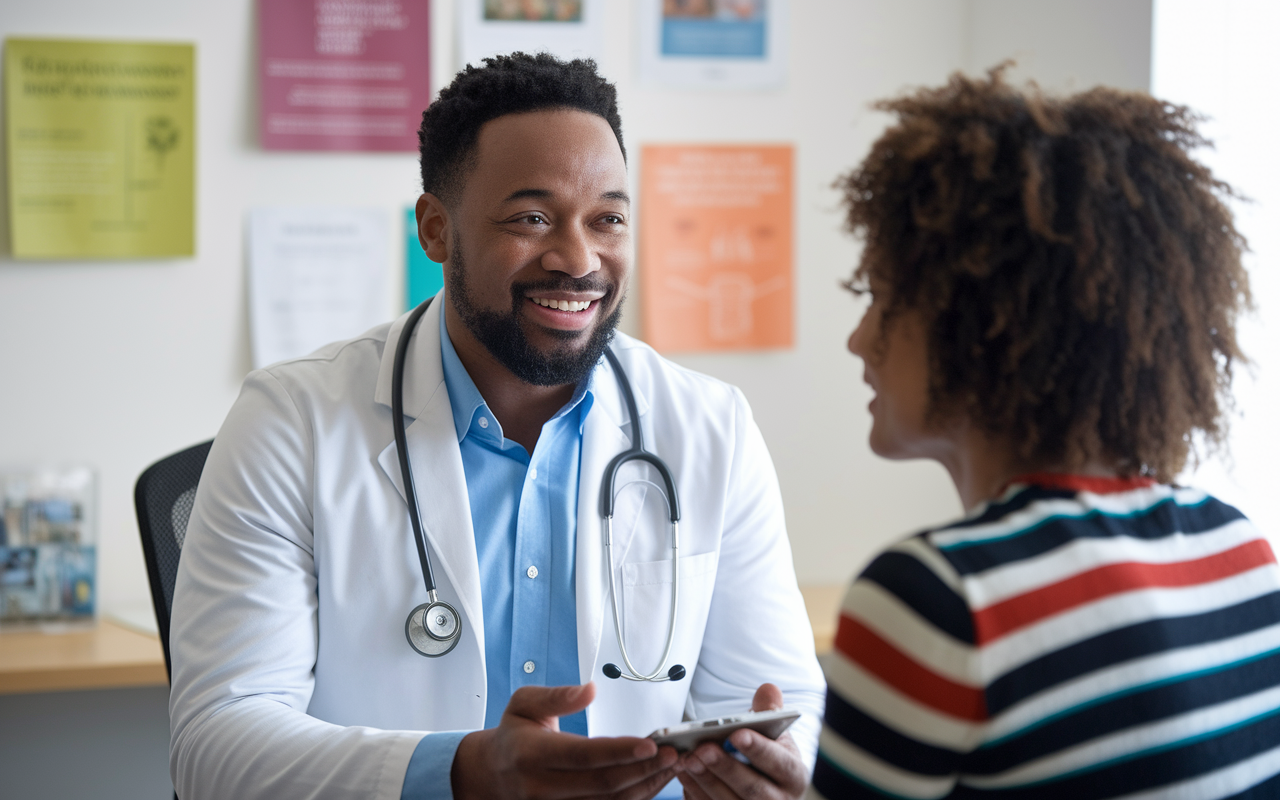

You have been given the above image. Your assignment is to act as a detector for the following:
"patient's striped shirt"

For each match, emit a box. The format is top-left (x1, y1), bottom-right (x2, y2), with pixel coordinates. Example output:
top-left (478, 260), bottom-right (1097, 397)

top-left (810, 475), bottom-right (1280, 799)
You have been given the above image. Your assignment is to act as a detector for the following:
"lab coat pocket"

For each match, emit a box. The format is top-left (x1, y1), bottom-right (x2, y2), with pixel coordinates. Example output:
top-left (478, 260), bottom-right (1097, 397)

top-left (619, 551), bottom-right (719, 673)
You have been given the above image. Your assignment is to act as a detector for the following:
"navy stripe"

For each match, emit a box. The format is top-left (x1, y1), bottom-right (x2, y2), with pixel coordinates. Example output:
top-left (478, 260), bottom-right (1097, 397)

top-left (940, 486), bottom-right (1078, 531)
top-left (967, 647), bottom-right (1280, 774)
top-left (811, 753), bottom-right (932, 800)
top-left (1226, 766), bottom-right (1280, 799)
top-left (935, 494), bottom-right (1244, 576)
top-left (987, 591), bottom-right (1280, 714)
top-left (861, 550), bottom-right (975, 644)
top-left (948, 707), bottom-right (1280, 799)
top-left (824, 685), bottom-right (963, 776)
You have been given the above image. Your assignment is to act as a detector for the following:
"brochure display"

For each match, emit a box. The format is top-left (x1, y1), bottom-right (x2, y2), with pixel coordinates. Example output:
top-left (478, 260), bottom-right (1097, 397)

top-left (259, 0), bottom-right (432, 152)
top-left (640, 144), bottom-right (793, 352)
top-left (4, 38), bottom-right (195, 259)
top-left (0, 467), bottom-right (97, 626)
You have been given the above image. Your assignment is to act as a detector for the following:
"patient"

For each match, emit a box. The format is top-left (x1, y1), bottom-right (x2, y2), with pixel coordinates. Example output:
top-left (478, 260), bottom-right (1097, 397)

top-left (811, 68), bottom-right (1280, 799)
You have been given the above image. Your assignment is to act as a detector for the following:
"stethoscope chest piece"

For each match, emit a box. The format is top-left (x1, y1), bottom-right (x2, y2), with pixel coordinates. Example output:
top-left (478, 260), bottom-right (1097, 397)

top-left (405, 599), bottom-right (461, 657)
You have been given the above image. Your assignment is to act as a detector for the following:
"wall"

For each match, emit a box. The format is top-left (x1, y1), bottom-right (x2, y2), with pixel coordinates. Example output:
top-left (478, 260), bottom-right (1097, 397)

top-left (0, 2), bottom-right (1154, 798)
top-left (0, 0), bottom-right (1151, 612)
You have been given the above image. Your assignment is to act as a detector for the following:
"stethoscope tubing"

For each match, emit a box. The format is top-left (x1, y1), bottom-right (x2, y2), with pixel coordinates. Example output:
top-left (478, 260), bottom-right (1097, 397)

top-left (392, 299), bottom-right (682, 677)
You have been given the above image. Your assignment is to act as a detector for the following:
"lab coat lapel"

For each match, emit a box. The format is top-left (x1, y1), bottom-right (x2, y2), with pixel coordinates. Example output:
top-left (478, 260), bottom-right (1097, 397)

top-left (375, 297), bottom-right (486, 664)
top-left (576, 348), bottom-right (648, 685)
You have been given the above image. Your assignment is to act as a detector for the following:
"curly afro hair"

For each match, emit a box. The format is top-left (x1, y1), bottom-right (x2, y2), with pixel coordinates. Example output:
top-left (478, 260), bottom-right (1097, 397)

top-left (418, 51), bottom-right (625, 205)
top-left (838, 66), bottom-right (1251, 482)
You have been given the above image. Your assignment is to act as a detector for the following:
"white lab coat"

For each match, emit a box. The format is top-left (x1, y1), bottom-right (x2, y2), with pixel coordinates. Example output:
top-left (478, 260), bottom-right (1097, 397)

top-left (169, 298), bottom-right (826, 800)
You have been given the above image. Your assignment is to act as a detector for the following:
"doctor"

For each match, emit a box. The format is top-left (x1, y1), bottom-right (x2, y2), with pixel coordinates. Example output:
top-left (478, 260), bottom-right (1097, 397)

top-left (169, 52), bottom-right (824, 800)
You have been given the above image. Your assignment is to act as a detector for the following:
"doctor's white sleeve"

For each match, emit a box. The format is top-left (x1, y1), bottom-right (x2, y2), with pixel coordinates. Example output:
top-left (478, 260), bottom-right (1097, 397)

top-left (168, 370), bottom-right (428, 800)
top-left (686, 386), bottom-right (828, 769)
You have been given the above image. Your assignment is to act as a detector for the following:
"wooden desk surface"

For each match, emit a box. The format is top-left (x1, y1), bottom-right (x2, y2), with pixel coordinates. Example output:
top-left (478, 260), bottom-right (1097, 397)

top-left (801, 584), bottom-right (845, 655)
top-left (0, 619), bottom-right (167, 694)
top-left (0, 586), bottom-right (842, 695)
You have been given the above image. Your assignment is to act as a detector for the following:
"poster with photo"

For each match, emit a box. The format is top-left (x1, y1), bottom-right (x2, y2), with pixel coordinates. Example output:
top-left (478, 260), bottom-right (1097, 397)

top-left (458, 0), bottom-right (603, 70)
top-left (640, 144), bottom-right (793, 352)
top-left (259, 0), bottom-right (432, 152)
top-left (638, 0), bottom-right (787, 89)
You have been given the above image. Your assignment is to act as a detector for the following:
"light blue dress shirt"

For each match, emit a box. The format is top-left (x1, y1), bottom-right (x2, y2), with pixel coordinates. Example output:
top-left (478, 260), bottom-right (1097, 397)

top-left (401, 309), bottom-right (591, 799)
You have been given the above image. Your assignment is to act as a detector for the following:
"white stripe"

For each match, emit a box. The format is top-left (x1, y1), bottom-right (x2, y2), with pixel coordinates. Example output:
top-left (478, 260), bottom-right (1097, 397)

top-left (824, 648), bottom-right (983, 750)
top-left (888, 536), bottom-right (966, 594)
top-left (984, 622), bottom-right (1280, 743)
top-left (930, 485), bottom-right (1205, 551)
top-left (968, 685), bottom-right (1280, 788)
top-left (978, 567), bottom-right (1280, 679)
top-left (966, 518), bottom-right (1267, 610)
top-left (1112, 741), bottom-right (1280, 800)
top-left (841, 581), bottom-right (978, 684)
top-left (817, 727), bottom-right (959, 799)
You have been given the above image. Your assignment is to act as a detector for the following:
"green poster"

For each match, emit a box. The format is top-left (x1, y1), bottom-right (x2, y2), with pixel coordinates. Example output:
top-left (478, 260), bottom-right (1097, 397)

top-left (5, 38), bottom-right (195, 259)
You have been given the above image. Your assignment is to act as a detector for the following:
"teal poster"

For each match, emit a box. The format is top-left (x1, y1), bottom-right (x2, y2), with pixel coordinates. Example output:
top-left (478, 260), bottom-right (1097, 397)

top-left (405, 206), bottom-right (443, 310)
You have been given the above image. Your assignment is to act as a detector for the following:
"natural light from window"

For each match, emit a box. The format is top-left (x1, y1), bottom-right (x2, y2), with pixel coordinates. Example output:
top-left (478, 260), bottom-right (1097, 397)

top-left (1154, 0), bottom-right (1280, 541)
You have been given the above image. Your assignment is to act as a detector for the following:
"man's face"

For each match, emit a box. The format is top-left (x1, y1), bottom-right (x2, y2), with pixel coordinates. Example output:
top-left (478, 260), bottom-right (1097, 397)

top-left (436, 108), bottom-right (631, 386)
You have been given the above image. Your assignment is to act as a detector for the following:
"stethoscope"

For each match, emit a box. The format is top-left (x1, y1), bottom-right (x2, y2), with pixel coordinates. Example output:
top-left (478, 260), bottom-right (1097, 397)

top-left (394, 298), bottom-right (685, 683)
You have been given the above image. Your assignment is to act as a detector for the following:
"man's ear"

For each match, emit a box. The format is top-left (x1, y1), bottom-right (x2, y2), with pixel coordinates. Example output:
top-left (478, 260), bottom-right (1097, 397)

top-left (416, 192), bottom-right (451, 264)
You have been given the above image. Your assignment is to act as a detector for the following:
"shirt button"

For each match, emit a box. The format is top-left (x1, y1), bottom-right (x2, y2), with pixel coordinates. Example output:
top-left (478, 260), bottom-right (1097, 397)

top-left (477, 416), bottom-right (489, 429)
top-left (529, 467), bottom-right (538, 480)
top-left (527, 565), bottom-right (538, 579)
top-left (523, 660), bottom-right (536, 674)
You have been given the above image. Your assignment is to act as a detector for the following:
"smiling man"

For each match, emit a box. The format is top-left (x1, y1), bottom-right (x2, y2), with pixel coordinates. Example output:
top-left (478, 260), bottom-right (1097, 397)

top-left (168, 53), bottom-right (824, 800)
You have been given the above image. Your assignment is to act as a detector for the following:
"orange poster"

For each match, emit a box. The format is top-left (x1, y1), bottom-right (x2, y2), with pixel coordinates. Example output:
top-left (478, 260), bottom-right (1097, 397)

top-left (640, 144), bottom-right (793, 352)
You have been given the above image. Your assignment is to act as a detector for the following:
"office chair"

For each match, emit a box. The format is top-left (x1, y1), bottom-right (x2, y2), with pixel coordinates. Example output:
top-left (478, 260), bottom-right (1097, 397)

top-left (133, 439), bottom-right (213, 680)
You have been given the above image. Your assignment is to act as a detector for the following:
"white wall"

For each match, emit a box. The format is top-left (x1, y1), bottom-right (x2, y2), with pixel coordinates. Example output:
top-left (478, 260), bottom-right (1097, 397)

top-left (0, 0), bottom-right (1153, 624)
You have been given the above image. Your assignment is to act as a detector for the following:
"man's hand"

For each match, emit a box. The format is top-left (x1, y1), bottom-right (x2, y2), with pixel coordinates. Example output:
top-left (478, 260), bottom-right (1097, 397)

top-left (451, 682), bottom-right (678, 800)
top-left (675, 684), bottom-right (807, 800)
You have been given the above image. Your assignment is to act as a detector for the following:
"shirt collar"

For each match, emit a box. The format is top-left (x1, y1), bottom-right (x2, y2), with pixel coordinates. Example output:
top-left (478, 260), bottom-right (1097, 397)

top-left (438, 301), bottom-right (596, 445)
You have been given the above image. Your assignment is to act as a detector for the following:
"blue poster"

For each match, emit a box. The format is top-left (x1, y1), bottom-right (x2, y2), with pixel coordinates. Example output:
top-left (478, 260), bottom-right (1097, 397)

top-left (661, 1), bottom-right (766, 58)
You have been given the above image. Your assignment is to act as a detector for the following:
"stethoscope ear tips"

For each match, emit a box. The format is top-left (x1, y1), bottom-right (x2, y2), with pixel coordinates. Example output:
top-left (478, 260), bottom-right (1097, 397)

top-left (602, 662), bottom-right (686, 681)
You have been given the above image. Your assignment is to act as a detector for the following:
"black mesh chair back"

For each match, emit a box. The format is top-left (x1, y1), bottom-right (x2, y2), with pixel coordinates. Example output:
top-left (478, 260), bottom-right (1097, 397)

top-left (134, 440), bottom-right (213, 679)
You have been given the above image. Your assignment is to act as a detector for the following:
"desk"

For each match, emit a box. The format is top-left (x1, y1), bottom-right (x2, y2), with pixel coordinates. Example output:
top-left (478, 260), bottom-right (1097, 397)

top-left (0, 620), bottom-right (167, 694)
top-left (0, 586), bottom-right (842, 695)
top-left (800, 584), bottom-right (844, 655)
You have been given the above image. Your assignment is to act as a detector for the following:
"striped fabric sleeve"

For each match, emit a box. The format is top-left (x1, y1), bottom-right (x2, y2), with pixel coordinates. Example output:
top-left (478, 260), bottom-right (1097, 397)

top-left (811, 541), bottom-right (981, 800)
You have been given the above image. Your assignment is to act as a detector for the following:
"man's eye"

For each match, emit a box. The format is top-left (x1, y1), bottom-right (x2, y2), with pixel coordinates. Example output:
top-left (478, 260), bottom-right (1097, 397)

top-left (522, 214), bottom-right (547, 225)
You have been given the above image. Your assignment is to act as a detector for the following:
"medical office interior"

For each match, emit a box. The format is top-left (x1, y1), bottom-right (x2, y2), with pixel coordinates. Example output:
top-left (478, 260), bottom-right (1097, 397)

top-left (1, 0), bottom-right (1278, 797)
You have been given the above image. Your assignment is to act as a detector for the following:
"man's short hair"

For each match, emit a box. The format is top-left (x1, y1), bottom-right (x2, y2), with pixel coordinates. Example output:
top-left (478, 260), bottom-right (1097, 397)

top-left (418, 51), bottom-right (625, 205)
top-left (839, 66), bottom-right (1251, 482)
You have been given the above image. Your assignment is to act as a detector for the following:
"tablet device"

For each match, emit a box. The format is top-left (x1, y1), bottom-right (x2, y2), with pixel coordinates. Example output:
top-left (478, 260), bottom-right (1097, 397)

top-left (648, 708), bottom-right (800, 753)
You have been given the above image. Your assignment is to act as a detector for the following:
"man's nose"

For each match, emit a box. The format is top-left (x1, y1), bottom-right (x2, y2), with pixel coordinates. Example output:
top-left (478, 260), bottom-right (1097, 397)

top-left (539, 225), bottom-right (600, 277)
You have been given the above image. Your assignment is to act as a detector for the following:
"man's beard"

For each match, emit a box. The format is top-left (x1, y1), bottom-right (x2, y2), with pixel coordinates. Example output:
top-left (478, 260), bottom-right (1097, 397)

top-left (447, 234), bottom-right (624, 387)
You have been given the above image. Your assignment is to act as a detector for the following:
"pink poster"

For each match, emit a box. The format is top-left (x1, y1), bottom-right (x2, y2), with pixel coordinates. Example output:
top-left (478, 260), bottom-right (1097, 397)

top-left (259, 0), bottom-right (431, 152)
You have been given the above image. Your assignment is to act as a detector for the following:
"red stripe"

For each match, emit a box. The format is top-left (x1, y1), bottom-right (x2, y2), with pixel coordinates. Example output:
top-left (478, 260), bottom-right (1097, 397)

top-left (1004, 473), bottom-right (1157, 494)
top-left (835, 615), bottom-right (987, 721)
top-left (973, 538), bottom-right (1277, 644)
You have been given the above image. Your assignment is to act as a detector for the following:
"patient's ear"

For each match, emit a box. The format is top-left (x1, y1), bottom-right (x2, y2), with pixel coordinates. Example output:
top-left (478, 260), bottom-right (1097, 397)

top-left (415, 193), bottom-right (450, 264)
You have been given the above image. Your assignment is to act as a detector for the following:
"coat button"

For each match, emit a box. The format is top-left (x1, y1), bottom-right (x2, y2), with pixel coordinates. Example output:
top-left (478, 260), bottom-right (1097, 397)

top-left (523, 660), bottom-right (536, 674)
